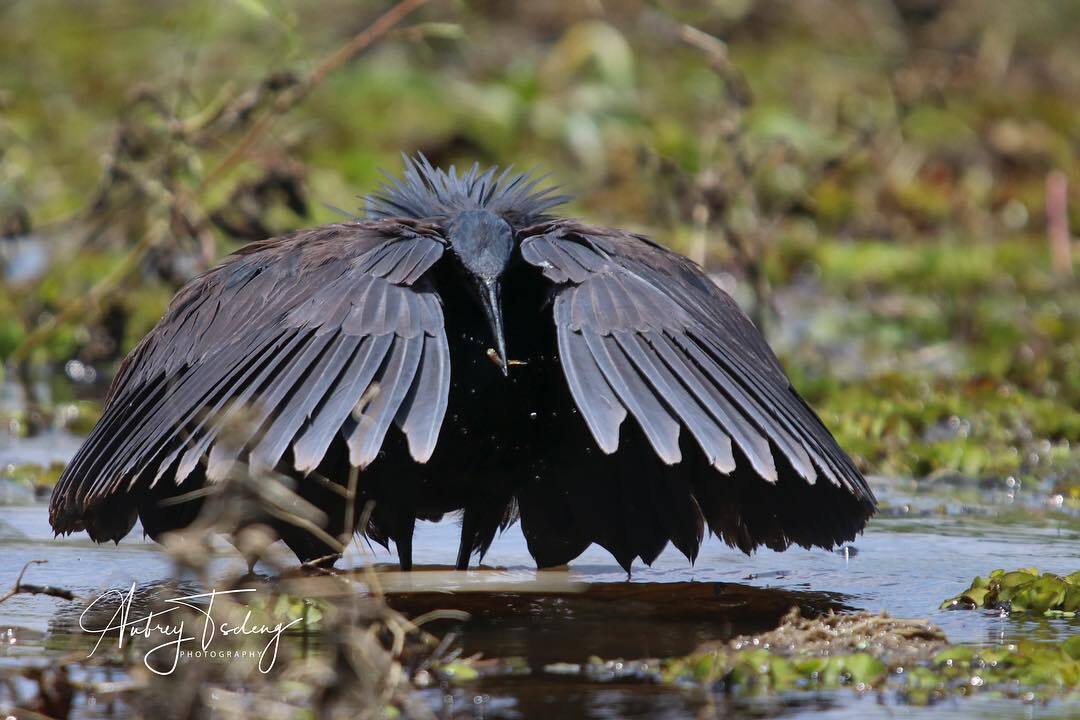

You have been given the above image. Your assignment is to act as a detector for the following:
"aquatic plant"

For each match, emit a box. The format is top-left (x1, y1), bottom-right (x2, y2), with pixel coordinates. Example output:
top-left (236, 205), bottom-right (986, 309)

top-left (941, 568), bottom-right (1080, 616)
top-left (511, 608), bottom-right (1080, 705)
top-left (661, 609), bottom-right (939, 692)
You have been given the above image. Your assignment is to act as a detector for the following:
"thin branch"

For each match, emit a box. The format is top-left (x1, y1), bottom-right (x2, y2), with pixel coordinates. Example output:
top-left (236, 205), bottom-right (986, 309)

top-left (201, 0), bottom-right (430, 190)
top-left (1047, 170), bottom-right (1073, 277)
top-left (8, 216), bottom-right (170, 363)
top-left (0, 560), bottom-right (76, 605)
top-left (7, 0), bottom-right (429, 368)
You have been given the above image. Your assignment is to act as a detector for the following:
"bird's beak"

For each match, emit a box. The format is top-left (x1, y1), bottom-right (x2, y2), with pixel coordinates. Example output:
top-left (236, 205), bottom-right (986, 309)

top-left (480, 279), bottom-right (509, 377)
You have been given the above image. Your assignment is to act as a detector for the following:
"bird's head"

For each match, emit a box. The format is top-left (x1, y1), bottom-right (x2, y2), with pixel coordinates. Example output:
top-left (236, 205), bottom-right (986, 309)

top-left (364, 154), bottom-right (572, 375)
top-left (446, 209), bottom-right (515, 376)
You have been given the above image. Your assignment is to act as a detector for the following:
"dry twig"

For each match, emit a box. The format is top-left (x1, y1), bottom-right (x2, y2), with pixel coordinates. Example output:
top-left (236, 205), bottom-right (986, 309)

top-left (0, 560), bottom-right (76, 605)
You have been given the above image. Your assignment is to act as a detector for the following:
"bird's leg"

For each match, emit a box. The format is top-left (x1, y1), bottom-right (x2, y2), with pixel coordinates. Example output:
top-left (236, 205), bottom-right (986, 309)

top-left (456, 508), bottom-right (476, 571)
top-left (395, 515), bottom-right (415, 571)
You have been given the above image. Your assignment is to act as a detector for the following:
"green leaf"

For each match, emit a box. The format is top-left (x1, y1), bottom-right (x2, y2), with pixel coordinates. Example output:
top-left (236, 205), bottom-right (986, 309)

top-left (841, 654), bottom-right (887, 685)
top-left (934, 646), bottom-right (975, 664)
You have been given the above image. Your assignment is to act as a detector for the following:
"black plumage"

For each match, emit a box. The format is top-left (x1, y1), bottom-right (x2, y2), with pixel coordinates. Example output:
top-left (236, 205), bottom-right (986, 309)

top-left (50, 155), bottom-right (875, 571)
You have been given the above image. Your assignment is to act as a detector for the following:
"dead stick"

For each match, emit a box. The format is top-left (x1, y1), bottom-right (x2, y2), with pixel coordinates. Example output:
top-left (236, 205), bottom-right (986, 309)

top-left (0, 560), bottom-right (76, 605)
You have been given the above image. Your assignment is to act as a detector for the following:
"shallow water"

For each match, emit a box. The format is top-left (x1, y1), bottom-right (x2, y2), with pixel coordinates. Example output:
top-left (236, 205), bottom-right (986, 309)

top-left (2, 451), bottom-right (1078, 719)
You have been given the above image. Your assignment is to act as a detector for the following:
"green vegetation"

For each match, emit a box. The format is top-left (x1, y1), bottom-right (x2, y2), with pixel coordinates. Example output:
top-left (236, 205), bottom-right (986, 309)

top-left (810, 374), bottom-right (1079, 481)
top-left (660, 609), bottom-right (925, 693)
top-left (772, 236), bottom-right (1080, 493)
top-left (942, 568), bottom-right (1080, 616)
top-left (4, 1), bottom-right (1077, 496)
top-left (2, 3), bottom-right (1079, 716)
top-left (911, 641), bottom-right (1080, 700)
top-left (660, 609), bottom-right (938, 695)
top-left (657, 616), bottom-right (1078, 702)
top-left (0, 462), bottom-right (64, 492)
top-left (445, 608), bottom-right (1080, 704)
top-left (244, 592), bottom-right (327, 632)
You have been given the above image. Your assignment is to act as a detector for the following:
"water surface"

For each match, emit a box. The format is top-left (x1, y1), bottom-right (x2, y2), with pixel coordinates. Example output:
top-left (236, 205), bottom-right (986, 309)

top-left (1, 458), bottom-right (1077, 718)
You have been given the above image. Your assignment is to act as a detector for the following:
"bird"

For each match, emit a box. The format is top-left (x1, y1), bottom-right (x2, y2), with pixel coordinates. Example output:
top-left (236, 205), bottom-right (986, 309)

top-left (50, 154), bottom-right (876, 572)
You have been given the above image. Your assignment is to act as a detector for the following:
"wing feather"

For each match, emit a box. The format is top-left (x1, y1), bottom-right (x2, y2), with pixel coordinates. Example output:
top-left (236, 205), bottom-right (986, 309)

top-left (93, 330), bottom-right (283, 498)
top-left (614, 331), bottom-right (735, 472)
top-left (170, 330), bottom-right (329, 483)
top-left (645, 330), bottom-right (774, 480)
top-left (244, 332), bottom-right (358, 475)
top-left (150, 329), bottom-right (317, 485)
top-left (394, 330), bottom-right (451, 463)
top-left (50, 222), bottom-right (452, 539)
top-left (291, 334), bottom-right (393, 473)
top-left (348, 334), bottom-right (425, 467)
top-left (580, 330), bottom-right (681, 463)
top-left (674, 334), bottom-right (815, 482)
top-left (554, 316), bottom-right (626, 453)
top-left (520, 223), bottom-right (874, 508)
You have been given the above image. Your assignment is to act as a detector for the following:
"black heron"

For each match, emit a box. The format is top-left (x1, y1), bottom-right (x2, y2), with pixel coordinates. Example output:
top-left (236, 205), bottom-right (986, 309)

top-left (50, 155), bottom-right (875, 571)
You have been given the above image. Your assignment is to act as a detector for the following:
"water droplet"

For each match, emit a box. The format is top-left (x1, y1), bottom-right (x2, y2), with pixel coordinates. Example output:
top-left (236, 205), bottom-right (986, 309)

top-left (65, 359), bottom-right (96, 383)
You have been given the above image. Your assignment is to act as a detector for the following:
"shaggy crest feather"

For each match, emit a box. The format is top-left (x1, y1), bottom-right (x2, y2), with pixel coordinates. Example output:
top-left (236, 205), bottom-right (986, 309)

top-left (363, 153), bottom-right (571, 224)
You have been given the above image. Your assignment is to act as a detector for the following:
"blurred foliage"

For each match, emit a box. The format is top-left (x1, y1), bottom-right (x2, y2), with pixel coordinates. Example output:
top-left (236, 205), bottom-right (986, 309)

top-left (775, 235), bottom-right (1080, 486)
top-left (1, 0), bottom-right (1078, 484)
top-left (0, 461), bottom-right (64, 492)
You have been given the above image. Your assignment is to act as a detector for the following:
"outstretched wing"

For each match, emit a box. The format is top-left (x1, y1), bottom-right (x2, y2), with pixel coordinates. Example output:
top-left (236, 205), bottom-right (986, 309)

top-left (520, 221), bottom-right (874, 504)
top-left (51, 220), bottom-right (450, 539)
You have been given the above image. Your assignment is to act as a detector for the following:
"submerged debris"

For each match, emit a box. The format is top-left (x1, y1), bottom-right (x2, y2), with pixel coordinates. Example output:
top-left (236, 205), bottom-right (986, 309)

top-left (725, 607), bottom-right (947, 665)
top-left (661, 608), bottom-right (944, 692)
top-left (491, 607), bottom-right (1079, 706)
top-left (660, 608), bottom-right (1080, 702)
